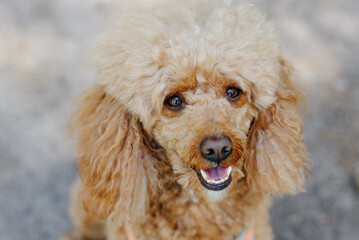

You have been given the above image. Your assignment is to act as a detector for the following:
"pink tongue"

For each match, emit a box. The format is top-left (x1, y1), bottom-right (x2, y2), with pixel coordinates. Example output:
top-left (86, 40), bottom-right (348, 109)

top-left (204, 166), bottom-right (228, 180)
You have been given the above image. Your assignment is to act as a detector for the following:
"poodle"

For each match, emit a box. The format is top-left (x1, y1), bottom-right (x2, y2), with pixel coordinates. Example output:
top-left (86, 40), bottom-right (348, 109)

top-left (65, 0), bottom-right (309, 239)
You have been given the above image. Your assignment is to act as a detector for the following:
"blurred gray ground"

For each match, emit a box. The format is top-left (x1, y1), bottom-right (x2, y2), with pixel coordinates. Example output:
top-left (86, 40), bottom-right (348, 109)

top-left (0, 0), bottom-right (358, 239)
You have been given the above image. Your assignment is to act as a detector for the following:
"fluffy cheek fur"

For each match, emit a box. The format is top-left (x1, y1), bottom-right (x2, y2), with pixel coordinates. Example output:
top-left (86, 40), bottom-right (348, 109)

top-left (71, 85), bottom-right (163, 225)
top-left (244, 59), bottom-right (309, 194)
top-left (151, 92), bottom-right (257, 201)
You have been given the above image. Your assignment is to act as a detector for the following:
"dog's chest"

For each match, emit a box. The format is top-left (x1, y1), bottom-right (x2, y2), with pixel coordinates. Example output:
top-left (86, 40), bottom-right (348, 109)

top-left (138, 189), bottom-right (249, 240)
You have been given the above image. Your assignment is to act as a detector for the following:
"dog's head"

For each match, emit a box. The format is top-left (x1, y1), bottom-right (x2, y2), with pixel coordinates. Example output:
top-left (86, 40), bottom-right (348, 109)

top-left (72, 0), bottom-right (308, 224)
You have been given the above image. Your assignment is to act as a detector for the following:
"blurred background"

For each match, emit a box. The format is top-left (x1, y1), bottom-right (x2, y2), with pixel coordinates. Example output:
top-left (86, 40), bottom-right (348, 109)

top-left (0, 0), bottom-right (358, 239)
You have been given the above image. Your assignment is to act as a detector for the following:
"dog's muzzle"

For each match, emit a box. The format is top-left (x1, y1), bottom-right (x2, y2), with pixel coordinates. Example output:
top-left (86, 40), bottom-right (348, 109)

top-left (194, 136), bottom-right (233, 191)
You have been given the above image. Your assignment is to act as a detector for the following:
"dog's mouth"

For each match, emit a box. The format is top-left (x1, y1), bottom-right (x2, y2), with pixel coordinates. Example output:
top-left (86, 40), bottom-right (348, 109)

top-left (195, 165), bottom-right (232, 191)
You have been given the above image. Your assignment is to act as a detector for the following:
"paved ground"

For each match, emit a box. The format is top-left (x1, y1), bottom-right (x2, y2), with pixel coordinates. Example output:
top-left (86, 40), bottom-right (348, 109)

top-left (0, 0), bottom-right (358, 239)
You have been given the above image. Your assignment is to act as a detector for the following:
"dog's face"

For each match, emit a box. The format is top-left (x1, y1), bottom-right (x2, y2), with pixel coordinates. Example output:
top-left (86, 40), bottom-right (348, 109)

top-left (78, 1), bottom-right (308, 220)
top-left (149, 70), bottom-right (257, 201)
top-left (94, 2), bottom-right (284, 202)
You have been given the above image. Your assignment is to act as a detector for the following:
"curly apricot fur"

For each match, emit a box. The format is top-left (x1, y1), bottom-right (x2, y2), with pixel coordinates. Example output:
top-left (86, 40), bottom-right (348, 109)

top-left (65, 1), bottom-right (309, 239)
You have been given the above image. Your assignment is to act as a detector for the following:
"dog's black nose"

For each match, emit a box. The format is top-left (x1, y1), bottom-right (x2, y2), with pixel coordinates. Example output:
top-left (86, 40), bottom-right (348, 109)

top-left (200, 136), bottom-right (232, 164)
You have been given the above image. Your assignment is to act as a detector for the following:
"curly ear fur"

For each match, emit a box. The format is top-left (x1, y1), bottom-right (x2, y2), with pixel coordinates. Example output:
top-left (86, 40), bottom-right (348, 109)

top-left (71, 84), bottom-right (159, 224)
top-left (245, 59), bottom-right (309, 194)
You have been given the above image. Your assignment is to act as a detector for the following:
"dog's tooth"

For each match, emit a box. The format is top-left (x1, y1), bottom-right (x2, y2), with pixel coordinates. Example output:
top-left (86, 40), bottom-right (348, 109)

top-left (200, 170), bottom-right (208, 180)
top-left (218, 176), bottom-right (228, 184)
top-left (226, 166), bottom-right (232, 177)
top-left (202, 169), bottom-right (231, 185)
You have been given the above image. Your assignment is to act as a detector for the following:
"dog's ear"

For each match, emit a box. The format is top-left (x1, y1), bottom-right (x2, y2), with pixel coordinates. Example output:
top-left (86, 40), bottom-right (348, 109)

top-left (245, 59), bottom-right (309, 194)
top-left (71, 84), bottom-right (159, 224)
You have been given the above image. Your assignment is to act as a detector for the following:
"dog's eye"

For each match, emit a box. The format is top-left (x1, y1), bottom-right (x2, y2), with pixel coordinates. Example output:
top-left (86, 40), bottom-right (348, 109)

top-left (165, 95), bottom-right (184, 109)
top-left (226, 86), bottom-right (242, 100)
